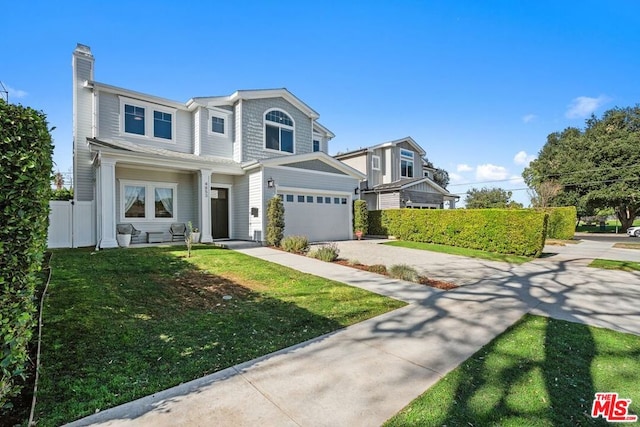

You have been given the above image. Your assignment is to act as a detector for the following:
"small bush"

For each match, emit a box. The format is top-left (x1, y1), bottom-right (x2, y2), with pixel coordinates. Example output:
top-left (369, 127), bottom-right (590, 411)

top-left (266, 196), bottom-right (285, 247)
top-left (281, 235), bottom-right (309, 253)
top-left (347, 259), bottom-right (360, 266)
top-left (368, 264), bottom-right (387, 275)
top-left (353, 199), bottom-right (368, 235)
top-left (308, 243), bottom-right (339, 262)
top-left (388, 264), bottom-right (419, 282)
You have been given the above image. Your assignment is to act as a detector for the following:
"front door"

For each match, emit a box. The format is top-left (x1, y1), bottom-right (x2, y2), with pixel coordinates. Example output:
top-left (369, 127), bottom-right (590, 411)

top-left (211, 188), bottom-right (229, 239)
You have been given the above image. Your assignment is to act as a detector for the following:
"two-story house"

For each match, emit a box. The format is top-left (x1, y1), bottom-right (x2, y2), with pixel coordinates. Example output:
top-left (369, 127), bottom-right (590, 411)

top-left (334, 137), bottom-right (458, 209)
top-left (72, 44), bottom-right (364, 248)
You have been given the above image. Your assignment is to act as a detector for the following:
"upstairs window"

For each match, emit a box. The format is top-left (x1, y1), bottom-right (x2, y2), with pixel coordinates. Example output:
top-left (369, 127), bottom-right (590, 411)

top-left (313, 139), bottom-right (320, 152)
top-left (211, 116), bottom-right (225, 134)
top-left (400, 149), bottom-right (414, 178)
top-left (372, 155), bottom-right (381, 170)
top-left (153, 111), bottom-right (172, 139)
top-left (124, 105), bottom-right (145, 135)
top-left (121, 97), bottom-right (176, 142)
top-left (265, 109), bottom-right (294, 153)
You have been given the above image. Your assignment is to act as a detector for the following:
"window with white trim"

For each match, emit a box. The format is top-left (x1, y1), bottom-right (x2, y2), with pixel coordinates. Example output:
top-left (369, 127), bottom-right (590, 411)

top-left (265, 109), bottom-right (294, 153)
top-left (120, 97), bottom-right (176, 142)
top-left (400, 149), bottom-right (414, 178)
top-left (313, 139), bottom-right (320, 152)
top-left (121, 180), bottom-right (178, 221)
top-left (208, 108), bottom-right (231, 138)
top-left (372, 155), bottom-right (381, 171)
top-left (211, 116), bottom-right (225, 134)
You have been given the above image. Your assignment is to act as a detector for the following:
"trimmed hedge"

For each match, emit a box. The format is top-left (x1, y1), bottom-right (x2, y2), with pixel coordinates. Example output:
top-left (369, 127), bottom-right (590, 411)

top-left (0, 100), bottom-right (53, 409)
top-left (353, 199), bottom-right (368, 235)
top-left (369, 209), bottom-right (548, 257)
top-left (540, 206), bottom-right (576, 240)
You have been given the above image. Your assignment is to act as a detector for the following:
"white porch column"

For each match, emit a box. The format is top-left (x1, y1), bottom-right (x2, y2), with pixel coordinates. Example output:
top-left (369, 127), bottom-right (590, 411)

top-left (199, 169), bottom-right (213, 243)
top-left (98, 158), bottom-right (118, 248)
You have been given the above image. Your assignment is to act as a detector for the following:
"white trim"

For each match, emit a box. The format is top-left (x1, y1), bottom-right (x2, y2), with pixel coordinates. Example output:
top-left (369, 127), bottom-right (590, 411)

top-left (263, 108), bottom-right (295, 154)
top-left (372, 155), bottom-right (381, 171)
top-left (210, 182), bottom-right (233, 240)
top-left (208, 107), bottom-right (232, 138)
top-left (118, 95), bottom-right (177, 144)
top-left (118, 179), bottom-right (178, 222)
top-left (268, 164), bottom-right (364, 179)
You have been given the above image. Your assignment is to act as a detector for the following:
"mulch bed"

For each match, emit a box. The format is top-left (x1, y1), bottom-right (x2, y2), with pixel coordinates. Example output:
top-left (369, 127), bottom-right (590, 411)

top-left (333, 260), bottom-right (458, 290)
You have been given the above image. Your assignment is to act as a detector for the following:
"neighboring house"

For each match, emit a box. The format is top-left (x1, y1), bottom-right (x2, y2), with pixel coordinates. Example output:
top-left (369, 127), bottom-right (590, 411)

top-left (334, 137), bottom-right (458, 209)
top-left (72, 44), bottom-right (364, 248)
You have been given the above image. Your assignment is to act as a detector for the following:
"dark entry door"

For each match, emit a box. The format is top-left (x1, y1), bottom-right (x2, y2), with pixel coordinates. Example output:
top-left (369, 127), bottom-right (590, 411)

top-left (211, 188), bottom-right (229, 239)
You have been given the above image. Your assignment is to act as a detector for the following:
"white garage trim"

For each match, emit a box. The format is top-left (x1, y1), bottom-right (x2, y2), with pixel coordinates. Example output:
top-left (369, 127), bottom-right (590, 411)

top-left (276, 185), bottom-right (352, 197)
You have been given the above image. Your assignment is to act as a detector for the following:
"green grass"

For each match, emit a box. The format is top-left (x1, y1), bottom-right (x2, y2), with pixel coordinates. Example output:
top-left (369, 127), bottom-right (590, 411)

top-left (589, 259), bottom-right (640, 272)
top-left (386, 315), bottom-right (640, 426)
top-left (383, 241), bottom-right (533, 264)
top-left (35, 246), bottom-right (405, 426)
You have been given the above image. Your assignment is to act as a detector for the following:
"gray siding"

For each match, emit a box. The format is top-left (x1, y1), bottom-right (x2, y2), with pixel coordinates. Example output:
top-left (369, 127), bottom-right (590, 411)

top-left (284, 160), bottom-right (347, 175)
top-left (403, 189), bottom-right (444, 206)
top-left (363, 193), bottom-right (378, 210)
top-left (73, 54), bottom-right (95, 201)
top-left (233, 101), bottom-right (242, 162)
top-left (96, 92), bottom-right (193, 154)
top-left (115, 167), bottom-right (197, 241)
top-left (201, 108), bottom-right (233, 158)
top-left (241, 98), bottom-right (313, 162)
top-left (266, 166), bottom-right (359, 194)
top-left (232, 174), bottom-right (250, 240)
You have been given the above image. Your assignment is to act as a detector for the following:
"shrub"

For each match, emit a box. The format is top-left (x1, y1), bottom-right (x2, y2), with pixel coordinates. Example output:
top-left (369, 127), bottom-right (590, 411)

top-left (308, 243), bottom-right (339, 262)
top-left (541, 206), bottom-right (576, 240)
top-left (388, 264), bottom-right (420, 282)
top-left (281, 235), bottom-right (309, 253)
top-left (0, 100), bottom-right (54, 409)
top-left (347, 259), bottom-right (360, 266)
top-left (266, 196), bottom-right (285, 246)
top-left (367, 264), bottom-right (388, 275)
top-left (50, 187), bottom-right (73, 200)
top-left (353, 199), bottom-right (368, 236)
top-left (368, 208), bottom-right (548, 257)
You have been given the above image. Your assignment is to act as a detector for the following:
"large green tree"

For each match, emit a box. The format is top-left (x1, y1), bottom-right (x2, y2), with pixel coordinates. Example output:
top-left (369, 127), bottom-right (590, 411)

top-left (524, 106), bottom-right (640, 230)
top-left (423, 157), bottom-right (450, 189)
top-left (465, 187), bottom-right (523, 209)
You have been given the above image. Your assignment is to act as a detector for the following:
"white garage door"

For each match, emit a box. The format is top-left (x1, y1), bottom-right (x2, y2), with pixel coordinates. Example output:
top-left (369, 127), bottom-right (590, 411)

top-left (282, 192), bottom-right (351, 242)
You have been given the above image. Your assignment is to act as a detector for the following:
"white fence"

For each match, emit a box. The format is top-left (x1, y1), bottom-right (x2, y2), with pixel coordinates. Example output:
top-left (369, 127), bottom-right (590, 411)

top-left (47, 201), bottom-right (96, 248)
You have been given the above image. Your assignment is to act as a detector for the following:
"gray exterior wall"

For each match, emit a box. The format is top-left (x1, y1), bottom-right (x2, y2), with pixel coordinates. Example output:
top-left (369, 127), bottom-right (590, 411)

top-left (266, 166), bottom-right (359, 195)
top-left (200, 107), bottom-right (234, 158)
top-left (115, 167), bottom-right (197, 241)
top-left (232, 174), bottom-right (250, 240)
top-left (73, 50), bottom-right (95, 202)
top-left (96, 92), bottom-right (193, 154)
top-left (241, 98), bottom-right (313, 161)
top-left (379, 192), bottom-right (400, 210)
top-left (285, 160), bottom-right (347, 175)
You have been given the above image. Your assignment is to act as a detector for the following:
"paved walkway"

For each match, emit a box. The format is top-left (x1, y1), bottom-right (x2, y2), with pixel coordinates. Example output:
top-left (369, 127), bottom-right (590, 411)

top-left (68, 239), bottom-right (640, 426)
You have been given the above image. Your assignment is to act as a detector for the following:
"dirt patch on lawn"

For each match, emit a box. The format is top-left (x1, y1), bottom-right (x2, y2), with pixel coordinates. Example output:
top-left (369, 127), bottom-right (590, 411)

top-left (334, 260), bottom-right (459, 290)
top-left (154, 270), bottom-right (255, 311)
top-left (613, 243), bottom-right (640, 250)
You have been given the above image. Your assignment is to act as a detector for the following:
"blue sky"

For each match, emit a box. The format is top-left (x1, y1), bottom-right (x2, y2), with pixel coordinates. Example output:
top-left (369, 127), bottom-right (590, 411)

top-left (2, 1), bottom-right (639, 206)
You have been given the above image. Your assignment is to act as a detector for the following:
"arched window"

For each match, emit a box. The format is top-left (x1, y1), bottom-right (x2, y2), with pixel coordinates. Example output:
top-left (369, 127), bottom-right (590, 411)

top-left (264, 109), bottom-right (294, 153)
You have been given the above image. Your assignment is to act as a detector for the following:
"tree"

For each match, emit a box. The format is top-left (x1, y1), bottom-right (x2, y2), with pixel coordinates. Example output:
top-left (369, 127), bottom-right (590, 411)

top-left (265, 196), bottom-right (285, 246)
top-left (465, 187), bottom-right (521, 209)
top-left (423, 157), bottom-right (450, 189)
top-left (528, 181), bottom-right (562, 208)
top-left (524, 105), bottom-right (640, 230)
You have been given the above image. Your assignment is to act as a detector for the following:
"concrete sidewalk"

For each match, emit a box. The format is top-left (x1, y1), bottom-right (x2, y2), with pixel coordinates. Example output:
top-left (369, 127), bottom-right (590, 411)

top-left (67, 241), bottom-right (640, 426)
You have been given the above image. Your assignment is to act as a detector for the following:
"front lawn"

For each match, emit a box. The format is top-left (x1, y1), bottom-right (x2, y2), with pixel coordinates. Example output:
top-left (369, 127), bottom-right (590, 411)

top-left (383, 241), bottom-right (532, 264)
top-left (589, 259), bottom-right (640, 272)
top-left (386, 315), bottom-right (640, 426)
top-left (35, 246), bottom-right (405, 426)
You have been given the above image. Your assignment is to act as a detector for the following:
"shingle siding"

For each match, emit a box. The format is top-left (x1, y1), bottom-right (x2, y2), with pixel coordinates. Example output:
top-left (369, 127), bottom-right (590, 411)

top-left (232, 174), bottom-right (250, 240)
top-left (241, 98), bottom-right (313, 162)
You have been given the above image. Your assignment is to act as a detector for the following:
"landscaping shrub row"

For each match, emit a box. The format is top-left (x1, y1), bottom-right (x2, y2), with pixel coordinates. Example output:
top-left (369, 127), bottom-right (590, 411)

top-left (0, 100), bottom-right (54, 409)
top-left (539, 206), bottom-right (576, 240)
top-left (369, 209), bottom-right (548, 257)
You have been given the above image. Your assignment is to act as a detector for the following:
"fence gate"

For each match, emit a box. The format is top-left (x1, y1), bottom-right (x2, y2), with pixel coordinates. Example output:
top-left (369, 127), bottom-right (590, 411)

top-left (47, 201), bottom-right (95, 248)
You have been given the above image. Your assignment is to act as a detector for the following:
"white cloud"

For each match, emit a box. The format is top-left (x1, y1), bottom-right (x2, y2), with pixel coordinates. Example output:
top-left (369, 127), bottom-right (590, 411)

top-left (2, 83), bottom-right (28, 99)
top-left (522, 114), bottom-right (536, 123)
top-left (513, 150), bottom-right (536, 165)
top-left (565, 95), bottom-right (609, 119)
top-left (456, 163), bottom-right (473, 172)
top-left (449, 172), bottom-right (465, 183)
top-left (476, 164), bottom-right (509, 181)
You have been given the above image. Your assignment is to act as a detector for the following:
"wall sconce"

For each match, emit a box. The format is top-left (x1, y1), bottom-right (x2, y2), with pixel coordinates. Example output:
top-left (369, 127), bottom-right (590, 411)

top-left (354, 187), bottom-right (359, 195)
top-left (267, 177), bottom-right (275, 188)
